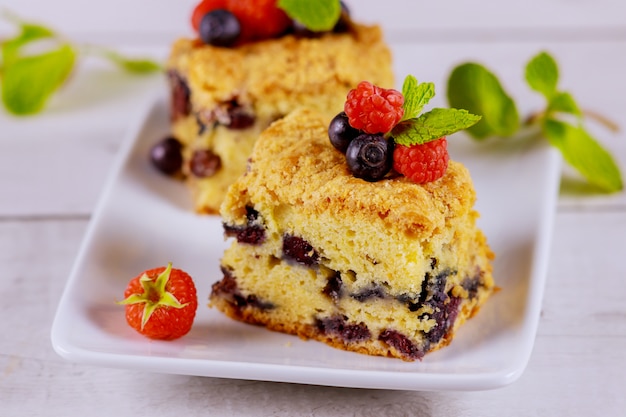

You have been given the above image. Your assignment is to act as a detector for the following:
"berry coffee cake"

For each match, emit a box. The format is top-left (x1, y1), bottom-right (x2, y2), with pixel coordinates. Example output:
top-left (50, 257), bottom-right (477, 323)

top-left (160, 0), bottom-right (394, 214)
top-left (210, 104), bottom-right (495, 361)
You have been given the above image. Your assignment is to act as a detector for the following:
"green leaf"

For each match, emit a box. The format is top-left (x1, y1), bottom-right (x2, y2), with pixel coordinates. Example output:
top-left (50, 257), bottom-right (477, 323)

top-left (525, 51), bottom-right (559, 99)
top-left (1, 44), bottom-right (76, 115)
top-left (2, 22), bottom-right (56, 67)
top-left (447, 62), bottom-right (519, 139)
top-left (543, 118), bottom-right (623, 192)
top-left (277, 0), bottom-right (341, 32)
top-left (101, 49), bottom-right (162, 74)
top-left (392, 108), bottom-right (482, 146)
top-left (547, 91), bottom-right (581, 117)
top-left (400, 75), bottom-right (435, 121)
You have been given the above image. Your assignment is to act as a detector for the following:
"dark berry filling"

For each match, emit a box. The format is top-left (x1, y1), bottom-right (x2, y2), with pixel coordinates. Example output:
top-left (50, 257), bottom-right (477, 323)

top-left (426, 296), bottom-right (461, 344)
top-left (212, 267), bottom-right (274, 311)
top-left (223, 224), bottom-right (266, 245)
top-left (197, 98), bottom-right (256, 131)
top-left (168, 70), bottom-right (191, 121)
top-left (226, 105), bottom-right (256, 130)
top-left (461, 276), bottom-right (482, 299)
top-left (351, 283), bottom-right (386, 302)
top-left (322, 272), bottom-right (343, 302)
top-left (190, 149), bottom-right (221, 178)
top-left (316, 315), bottom-right (371, 343)
top-left (282, 234), bottom-right (319, 266)
top-left (379, 329), bottom-right (424, 361)
top-left (223, 206), bottom-right (266, 245)
top-left (196, 113), bottom-right (207, 135)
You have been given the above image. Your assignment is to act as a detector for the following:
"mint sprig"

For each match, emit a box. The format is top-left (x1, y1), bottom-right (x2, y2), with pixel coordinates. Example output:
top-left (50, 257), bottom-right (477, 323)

top-left (447, 63), bottom-right (519, 139)
top-left (446, 51), bottom-right (623, 193)
top-left (277, 0), bottom-right (341, 32)
top-left (1, 11), bottom-right (162, 116)
top-left (2, 45), bottom-right (76, 115)
top-left (400, 74), bottom-right (434, 121)
top-left (391, 76), bottom-right (481, 146)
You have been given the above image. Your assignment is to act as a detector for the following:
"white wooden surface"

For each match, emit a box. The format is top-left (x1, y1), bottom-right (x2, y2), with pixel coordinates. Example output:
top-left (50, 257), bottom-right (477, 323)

top-left (1, 1), bottom-right (626, 416)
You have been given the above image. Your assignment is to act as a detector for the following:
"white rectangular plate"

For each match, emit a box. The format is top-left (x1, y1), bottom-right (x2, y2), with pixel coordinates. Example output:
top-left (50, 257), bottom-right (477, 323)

top-left (51, 95), bottom-right (561, 392)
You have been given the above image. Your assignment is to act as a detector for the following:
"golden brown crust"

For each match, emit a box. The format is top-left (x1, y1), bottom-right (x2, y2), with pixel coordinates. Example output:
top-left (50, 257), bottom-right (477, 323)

top-left (168, 24), bottom-right (394, 119)
top-left (222, 108), bottom-right (476, 240)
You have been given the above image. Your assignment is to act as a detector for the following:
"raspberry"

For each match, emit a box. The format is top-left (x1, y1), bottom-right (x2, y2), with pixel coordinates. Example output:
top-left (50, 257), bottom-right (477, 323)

top-left (226, 0), bottom-right (290, 42)
top-left (344, 81), bottom-right (404, 134)
top-left (191, 0), bottom-right (227, 32)
top-left (392, 138), bottom-right (449, 184)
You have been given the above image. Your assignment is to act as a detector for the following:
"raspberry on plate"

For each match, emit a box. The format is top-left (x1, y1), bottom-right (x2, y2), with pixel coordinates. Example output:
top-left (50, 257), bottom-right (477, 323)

top-left (117, 263), bottom-right (198, 340)
top-left (393, 137), bottom-right (450, 184)
top-left (344, 81), bottom-right (404, 134)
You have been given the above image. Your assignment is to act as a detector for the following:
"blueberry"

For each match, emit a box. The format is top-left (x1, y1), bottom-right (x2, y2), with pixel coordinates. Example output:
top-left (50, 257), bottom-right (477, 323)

top-left (328, 112), bottom-right (360, 153)
top-left (199, 9), bottom-right (241, 47)
top-left (345, 134), bottom-right (393, 181)
top-left (150, 137), bottom-right (183, 176)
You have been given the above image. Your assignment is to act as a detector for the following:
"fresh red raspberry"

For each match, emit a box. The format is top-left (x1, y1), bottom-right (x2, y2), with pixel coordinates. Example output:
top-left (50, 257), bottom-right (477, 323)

top-left (393, 138), bottom-right (449, 184)
top-left (226, 0), bottom-right (291, 42)
top-left (191, 0), bottom-right (227, 32)
top-left (344, 81), bottom-right (404, 134)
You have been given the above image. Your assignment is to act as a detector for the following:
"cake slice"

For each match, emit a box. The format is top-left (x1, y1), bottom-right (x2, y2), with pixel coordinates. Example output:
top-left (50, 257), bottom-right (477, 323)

top-left (166, 17), bottom-right (394, 214)
top-left (210, 108), bottom-right (495, 361)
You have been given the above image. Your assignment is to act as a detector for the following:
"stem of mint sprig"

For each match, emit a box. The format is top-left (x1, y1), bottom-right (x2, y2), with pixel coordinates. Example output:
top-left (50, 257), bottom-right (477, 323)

top-left (391, 74), bottom-right (482, 146)
top-left (0, 10), bottom-right (162, 116)
top-left (447, 51), bottom-right (623, 193)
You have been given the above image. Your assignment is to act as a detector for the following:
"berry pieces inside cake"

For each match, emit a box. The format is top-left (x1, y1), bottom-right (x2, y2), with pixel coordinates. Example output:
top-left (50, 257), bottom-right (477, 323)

top-left (210, 106), bottom-right (495, 361)
top-left (158, 0), bottom-right (394, 214)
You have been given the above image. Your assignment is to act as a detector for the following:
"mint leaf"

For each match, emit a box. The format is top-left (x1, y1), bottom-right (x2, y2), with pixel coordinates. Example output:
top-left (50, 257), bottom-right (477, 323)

top-left (543, 118), bottom-right (623, 192)
top-left (277, 0), bottom-right (341, 32)
top-left (525, 51), bottom-right (559, 100)
top-left (547, 91), bottom-right (581, 117)
top-left (100, 49), bottom-right (162, 74)
top-left (2, 23), bottom-right (55, 67)
top-left (401, 75), bottom-right (434, 121)
top-left (447, 62), bottom-right (519, 139)
top-left (392, 108), bottom-right (481, 146)
top-left (2, 44), bottom-right (76, 115)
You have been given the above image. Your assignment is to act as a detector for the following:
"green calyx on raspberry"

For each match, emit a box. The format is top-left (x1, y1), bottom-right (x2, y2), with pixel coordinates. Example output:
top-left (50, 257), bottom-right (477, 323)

top-left (117, 262), bottom-right (188, 329)
top-left (391, 75), bottom-right (482, 146)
